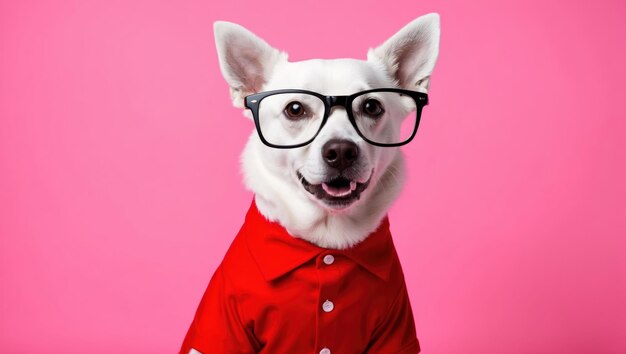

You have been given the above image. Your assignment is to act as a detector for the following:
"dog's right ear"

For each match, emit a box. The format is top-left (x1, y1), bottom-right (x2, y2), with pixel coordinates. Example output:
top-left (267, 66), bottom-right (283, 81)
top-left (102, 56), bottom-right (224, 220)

top-left (214, 22), bottom-right (287, 108)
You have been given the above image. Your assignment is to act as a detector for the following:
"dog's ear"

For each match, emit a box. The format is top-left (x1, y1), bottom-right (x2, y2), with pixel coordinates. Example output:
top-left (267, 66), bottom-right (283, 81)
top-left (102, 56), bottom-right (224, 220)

top-left (214, 21), bottom-right (287, 108)
top-left (368, 13), bottom-right (440, 92)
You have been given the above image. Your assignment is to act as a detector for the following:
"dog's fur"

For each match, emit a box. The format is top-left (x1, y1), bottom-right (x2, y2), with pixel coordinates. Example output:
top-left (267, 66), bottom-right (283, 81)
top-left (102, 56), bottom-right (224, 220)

top-left (213, 13), bottom-right (440, 251)
top-left (187, 13), bottom-right (440, 354)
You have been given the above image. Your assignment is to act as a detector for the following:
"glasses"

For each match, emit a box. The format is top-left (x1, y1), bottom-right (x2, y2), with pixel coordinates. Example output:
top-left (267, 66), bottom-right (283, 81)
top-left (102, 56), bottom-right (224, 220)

top-left (244, 88), bottom-right (428, 149)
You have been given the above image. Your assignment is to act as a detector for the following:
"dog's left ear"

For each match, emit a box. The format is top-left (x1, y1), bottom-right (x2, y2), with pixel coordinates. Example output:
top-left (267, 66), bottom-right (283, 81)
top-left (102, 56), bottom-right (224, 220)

top-left (368, 13), bottom-right (440, 92)
top-left (214, 21), bottom-right (288, 108)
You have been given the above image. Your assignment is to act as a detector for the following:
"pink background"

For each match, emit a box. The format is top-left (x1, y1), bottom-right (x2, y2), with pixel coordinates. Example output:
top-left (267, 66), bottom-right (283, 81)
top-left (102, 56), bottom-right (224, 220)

top-left (1, 0), bottom-right (625, 353)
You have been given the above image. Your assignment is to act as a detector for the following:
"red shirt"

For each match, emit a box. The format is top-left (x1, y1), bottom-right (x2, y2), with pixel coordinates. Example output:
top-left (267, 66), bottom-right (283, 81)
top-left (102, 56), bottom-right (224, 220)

top-left (180, 200), bottom-right (420, 354)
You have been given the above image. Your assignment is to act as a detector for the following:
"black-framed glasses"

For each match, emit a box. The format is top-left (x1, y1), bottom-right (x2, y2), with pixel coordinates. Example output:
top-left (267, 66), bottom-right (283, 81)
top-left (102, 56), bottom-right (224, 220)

top-left (244, 88), bottom-right (428, 149)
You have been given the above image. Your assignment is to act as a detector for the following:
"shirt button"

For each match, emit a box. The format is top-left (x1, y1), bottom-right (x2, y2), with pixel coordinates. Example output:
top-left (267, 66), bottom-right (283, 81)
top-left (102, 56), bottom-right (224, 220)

top-left (323, 254), bottom-right (335, 265)
top-left (320, 348), bottom-right (331, 354)
top-left (322, 300), bottom-right (334, 312)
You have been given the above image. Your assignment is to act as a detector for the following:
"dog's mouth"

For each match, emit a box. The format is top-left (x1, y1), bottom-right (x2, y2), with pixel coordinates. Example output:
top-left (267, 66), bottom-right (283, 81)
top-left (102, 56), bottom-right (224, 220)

top-left (297, 170), bottom-right (372, 209)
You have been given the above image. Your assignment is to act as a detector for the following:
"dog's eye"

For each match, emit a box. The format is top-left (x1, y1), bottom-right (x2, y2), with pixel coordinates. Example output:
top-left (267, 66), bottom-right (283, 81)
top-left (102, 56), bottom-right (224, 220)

top-left (284, 101), bottom-right (306, 119)
top-left (362, 98), bottom-right (384, 118)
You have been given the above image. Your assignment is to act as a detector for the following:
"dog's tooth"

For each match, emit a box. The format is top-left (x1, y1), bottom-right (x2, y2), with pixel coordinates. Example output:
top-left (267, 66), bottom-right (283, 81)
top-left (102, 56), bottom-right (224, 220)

top-left (350, 181), bottom-right (357, 191)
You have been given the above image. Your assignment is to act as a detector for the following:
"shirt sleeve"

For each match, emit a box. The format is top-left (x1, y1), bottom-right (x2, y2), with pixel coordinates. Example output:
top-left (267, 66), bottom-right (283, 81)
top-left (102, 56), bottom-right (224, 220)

top-left (365, 282), bottom-right (420, 354)
top-left (179, 266), bottom-right (257, 354)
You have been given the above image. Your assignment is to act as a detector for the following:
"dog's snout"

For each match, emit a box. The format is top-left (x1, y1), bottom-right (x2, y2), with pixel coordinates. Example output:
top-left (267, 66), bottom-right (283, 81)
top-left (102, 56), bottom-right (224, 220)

top-left (322, 139), bottom-right (359, 170)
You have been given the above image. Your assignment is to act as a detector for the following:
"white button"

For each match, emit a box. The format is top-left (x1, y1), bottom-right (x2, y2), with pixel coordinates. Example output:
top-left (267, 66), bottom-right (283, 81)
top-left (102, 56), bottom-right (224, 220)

top-left (323, 254), bottom-right (335, 265)
top-left (322, 300), bottom-right (334, 312)
top-left (320, 348), bottom-right (331, 354)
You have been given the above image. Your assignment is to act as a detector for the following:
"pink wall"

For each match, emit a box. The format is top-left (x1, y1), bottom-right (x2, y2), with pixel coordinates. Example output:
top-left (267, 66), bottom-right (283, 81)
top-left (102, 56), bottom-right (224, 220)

top-left (1, 0), bottom-right (625, 353)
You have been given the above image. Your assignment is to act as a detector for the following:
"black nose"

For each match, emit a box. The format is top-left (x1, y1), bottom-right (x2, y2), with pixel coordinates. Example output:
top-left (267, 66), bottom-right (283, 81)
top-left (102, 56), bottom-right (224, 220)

top-left (322, 139), bottom-right (359, 170)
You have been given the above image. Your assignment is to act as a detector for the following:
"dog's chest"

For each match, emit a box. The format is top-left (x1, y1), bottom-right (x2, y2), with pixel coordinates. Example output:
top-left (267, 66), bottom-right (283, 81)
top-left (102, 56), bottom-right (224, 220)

top-left (203, 201), bottom-right (413, 353)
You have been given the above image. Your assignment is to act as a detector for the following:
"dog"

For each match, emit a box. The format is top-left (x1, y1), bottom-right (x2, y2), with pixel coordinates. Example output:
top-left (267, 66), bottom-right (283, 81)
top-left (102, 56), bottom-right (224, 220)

top-left (181, 13), bottom-right (440, 354)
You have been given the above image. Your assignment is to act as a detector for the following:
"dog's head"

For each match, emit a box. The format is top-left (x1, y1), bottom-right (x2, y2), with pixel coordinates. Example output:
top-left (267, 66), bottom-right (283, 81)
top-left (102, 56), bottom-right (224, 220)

top-left (213, 14), bottom-right (440, 248)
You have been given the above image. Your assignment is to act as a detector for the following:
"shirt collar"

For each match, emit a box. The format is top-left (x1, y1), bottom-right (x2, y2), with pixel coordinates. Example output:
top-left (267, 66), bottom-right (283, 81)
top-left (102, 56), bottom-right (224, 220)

top-left (242, 199), bottom-right (396, 282)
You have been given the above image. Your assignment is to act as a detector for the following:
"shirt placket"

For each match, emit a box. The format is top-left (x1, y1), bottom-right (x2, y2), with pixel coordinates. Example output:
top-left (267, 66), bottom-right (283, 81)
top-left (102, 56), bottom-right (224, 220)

top-left (313, 251), bottom-right (343, 354)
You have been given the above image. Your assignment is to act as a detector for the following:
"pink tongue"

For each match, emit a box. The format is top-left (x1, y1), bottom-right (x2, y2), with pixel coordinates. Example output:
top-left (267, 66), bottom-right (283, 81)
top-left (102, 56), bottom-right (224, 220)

top-left (322, 181), bottom-right (357, 197)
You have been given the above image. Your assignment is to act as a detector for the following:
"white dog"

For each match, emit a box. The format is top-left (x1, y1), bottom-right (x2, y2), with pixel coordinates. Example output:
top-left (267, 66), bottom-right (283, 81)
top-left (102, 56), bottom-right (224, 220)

top-left (181, 13), bottom-right (440, 354)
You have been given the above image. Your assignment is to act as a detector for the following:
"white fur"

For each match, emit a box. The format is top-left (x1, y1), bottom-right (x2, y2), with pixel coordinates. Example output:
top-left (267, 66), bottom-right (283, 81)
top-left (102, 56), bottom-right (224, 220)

top-left (213, 14), bottom-right (440, 250)
top-left (213, 21), bottom-right (287, 108)
top-left (368, 13), bottom-right (441, 91)
top-left (188, 13), bottom-right (440, 354)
